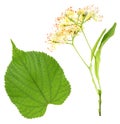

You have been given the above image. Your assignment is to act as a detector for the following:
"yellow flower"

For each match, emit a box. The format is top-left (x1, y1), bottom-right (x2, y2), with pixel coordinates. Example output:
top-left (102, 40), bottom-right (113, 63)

top-left (77, 5), bottom-right (103, 23)
top-left (47, 5), bottom-right (102, 51)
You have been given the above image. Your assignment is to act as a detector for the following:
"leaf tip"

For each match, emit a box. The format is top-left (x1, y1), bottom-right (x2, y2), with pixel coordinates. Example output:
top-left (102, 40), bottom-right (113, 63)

top-left (10, 40), bottom-right (23, 58)
top-left (113, 22), bottom-right (117, 30)
top-left (114, 22), bottom-right (117, 26)
top-left (11, 39), bottom-right (17, 50)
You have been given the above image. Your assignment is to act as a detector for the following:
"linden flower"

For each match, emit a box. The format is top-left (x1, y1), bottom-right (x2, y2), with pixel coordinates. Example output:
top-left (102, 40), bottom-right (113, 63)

top-left (47, 5), bottom-right (102, 51)
top-left (77, 5), bottom-right (103, 22)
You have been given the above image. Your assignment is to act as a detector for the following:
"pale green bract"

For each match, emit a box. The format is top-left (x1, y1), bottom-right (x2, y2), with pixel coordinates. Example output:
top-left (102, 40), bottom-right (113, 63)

top-left (5, 41), bottom-right (71, 118)
top-left (94, 23), bottom-right (117, 81)
top-left (91, 29), bottom-right (106, 60)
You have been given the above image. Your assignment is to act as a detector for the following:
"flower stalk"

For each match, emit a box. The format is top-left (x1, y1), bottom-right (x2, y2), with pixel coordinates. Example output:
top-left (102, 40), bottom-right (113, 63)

top-left (72, 33), bottom-right (102, 116)
top-left (46, 5), bottom-right (116, 116)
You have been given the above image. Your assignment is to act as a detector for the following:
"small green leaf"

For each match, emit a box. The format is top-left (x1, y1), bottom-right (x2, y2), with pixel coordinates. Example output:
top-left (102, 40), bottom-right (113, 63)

top-left (5, 42), bottom-right (71, 118)
top-left (91, 29), bottom-right (106, 60)
top-left (100, 22), bottom-right (117, 48)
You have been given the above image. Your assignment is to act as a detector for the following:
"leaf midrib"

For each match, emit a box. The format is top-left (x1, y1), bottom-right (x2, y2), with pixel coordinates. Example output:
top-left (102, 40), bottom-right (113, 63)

top-left (21, 53), bottom-right (49, 104)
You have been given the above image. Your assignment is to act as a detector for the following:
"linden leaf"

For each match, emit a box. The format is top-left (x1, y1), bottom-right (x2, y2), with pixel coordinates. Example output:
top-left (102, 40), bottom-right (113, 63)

top-left (5, 41), bottom-right (71, 118)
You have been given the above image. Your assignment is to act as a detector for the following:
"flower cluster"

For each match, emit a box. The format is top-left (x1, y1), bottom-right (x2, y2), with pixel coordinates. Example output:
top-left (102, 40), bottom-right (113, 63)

top-left (47, 5), bottom-right (102, 51)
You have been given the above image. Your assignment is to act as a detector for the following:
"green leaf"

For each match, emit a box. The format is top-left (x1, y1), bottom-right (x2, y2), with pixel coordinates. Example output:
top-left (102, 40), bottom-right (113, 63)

top-left (5, 41), bottom-right (71, 118)
top-left (94, 23), bottom-right (117, 81)
top-left (100, 22), bottom-right (117, 48)
top-left (91, 29), bottom-right (106, 60)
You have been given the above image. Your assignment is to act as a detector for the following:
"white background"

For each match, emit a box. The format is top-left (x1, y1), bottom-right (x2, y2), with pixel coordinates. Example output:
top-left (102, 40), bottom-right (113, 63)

top-left (0, 0), bottom-right (120, 123)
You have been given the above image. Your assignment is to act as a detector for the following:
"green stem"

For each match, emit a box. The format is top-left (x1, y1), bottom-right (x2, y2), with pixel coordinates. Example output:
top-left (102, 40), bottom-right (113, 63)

top-left (82, 30), bottom-right (102, 116)
top-left (90, 58), bottom-right (102, 116)
top-left (88, 66), bottom-right (98, 93)
top-left (81, 29), bottom-right (92, 51)
top-left (98, 89), bottom-right (102, 116)
top-left (72, 29), bottom-right (102, 116)
top-left (72, 43), bottom-right (89, 69)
